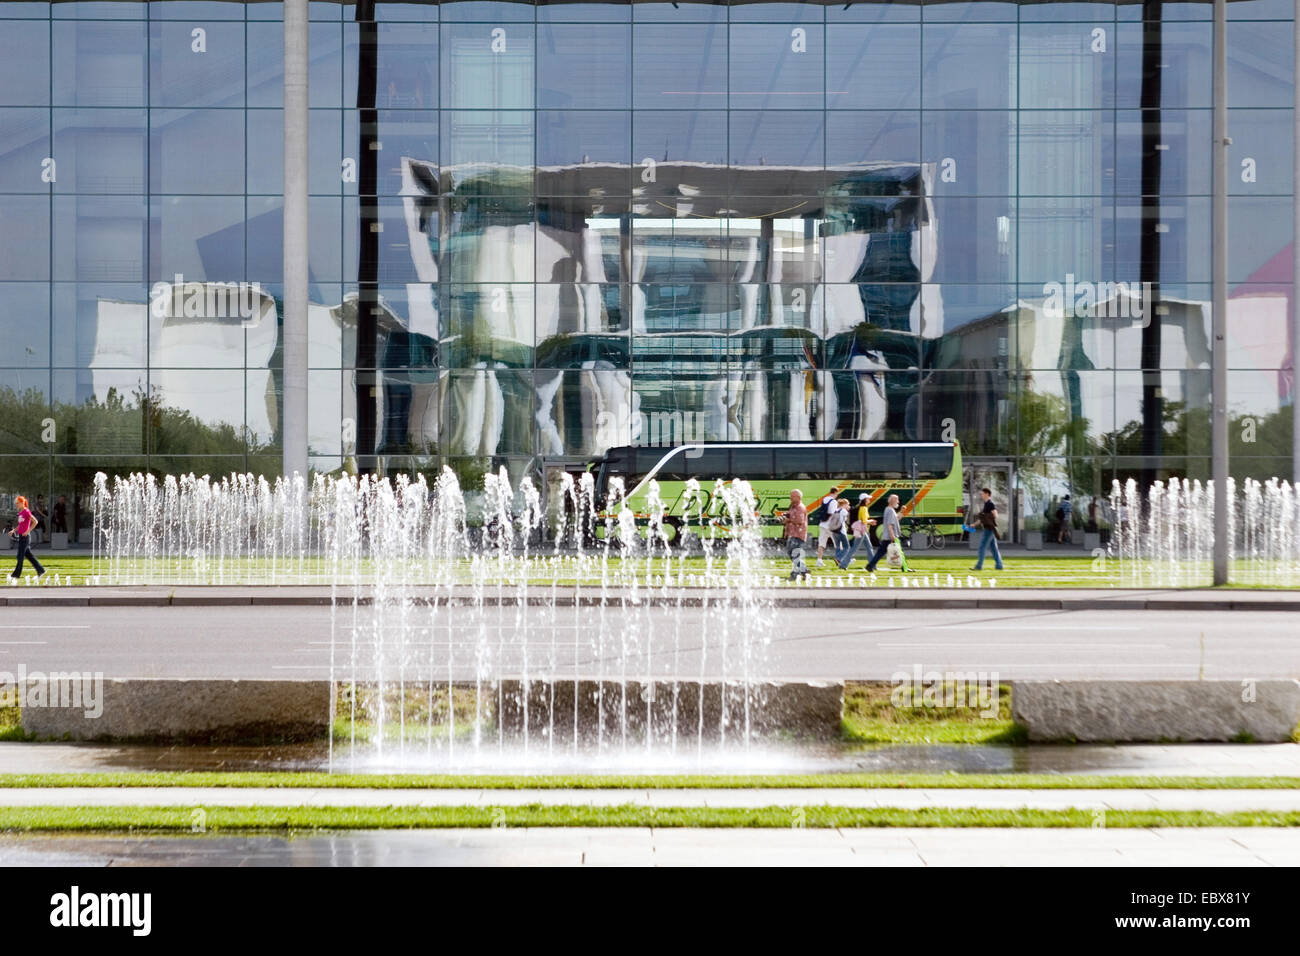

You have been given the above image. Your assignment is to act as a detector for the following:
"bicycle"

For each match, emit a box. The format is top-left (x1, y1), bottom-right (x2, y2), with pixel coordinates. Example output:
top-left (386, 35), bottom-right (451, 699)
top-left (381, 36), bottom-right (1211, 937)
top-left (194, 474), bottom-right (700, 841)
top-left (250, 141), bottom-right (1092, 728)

top-left (903, 518), bottom-right (948, 550)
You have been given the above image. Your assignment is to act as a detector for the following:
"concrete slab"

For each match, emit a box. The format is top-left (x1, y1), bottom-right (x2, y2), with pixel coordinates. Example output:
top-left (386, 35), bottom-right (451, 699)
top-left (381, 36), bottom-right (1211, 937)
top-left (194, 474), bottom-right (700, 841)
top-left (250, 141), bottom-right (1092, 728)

top-left (1014, 679), bottom-right (1300, 743)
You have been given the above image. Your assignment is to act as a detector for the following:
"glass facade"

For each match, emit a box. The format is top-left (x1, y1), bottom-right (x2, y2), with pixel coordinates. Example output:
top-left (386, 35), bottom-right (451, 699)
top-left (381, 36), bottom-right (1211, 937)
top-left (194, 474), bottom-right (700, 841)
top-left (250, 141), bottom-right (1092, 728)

top-left (0, 0), bottom-right (1296, 537)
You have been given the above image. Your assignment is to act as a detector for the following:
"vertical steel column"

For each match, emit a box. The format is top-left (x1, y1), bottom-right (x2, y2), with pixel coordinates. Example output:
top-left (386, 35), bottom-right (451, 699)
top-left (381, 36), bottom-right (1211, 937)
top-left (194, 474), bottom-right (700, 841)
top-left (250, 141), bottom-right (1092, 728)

top-left (1294, 0), bottom-right (1300, 484)
top-left (282, 0), bottom-right (310, 478)
top-left (1212, 0), bottom-right (1230, 585)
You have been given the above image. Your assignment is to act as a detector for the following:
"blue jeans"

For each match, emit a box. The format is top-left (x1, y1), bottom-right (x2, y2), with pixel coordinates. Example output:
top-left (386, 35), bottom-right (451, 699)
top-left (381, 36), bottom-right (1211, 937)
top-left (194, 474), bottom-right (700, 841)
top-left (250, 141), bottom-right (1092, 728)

top-left (974, 528), bottom-right (1003, 570)
top-left (828, 531), bottom-right (850, 566)
top-left (11, 534), bottom-right (44, 578)
top-left (863, 538), bottom-right (894, 572)
top-left (837, 535), bottom-right (866, 569)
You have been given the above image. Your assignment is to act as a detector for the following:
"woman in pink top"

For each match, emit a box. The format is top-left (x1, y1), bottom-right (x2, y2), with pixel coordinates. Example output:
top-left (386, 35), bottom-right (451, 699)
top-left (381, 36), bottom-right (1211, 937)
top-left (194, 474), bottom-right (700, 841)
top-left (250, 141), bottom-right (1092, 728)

top-left (10, 496), bottom-right (46, 579)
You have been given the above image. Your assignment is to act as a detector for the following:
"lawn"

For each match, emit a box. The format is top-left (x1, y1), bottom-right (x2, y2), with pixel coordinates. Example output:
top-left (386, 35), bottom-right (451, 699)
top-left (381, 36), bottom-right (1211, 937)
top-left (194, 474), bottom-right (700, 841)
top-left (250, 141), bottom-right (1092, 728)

top-left (1, 804), bottom-right (1298, 830)
top-left (14, 550), bottom-right (1300, 589)
top-left (1, 771), bottom-right (1298, 789)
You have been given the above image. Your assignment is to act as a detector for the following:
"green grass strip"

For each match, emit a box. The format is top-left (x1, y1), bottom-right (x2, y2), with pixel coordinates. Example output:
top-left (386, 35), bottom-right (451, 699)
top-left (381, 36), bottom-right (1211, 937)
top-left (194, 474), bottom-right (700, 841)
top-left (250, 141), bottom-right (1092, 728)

top-left (1, 805), bottom-right (1299, 831)
top-left (1, 771), bottom-right (1298, 790)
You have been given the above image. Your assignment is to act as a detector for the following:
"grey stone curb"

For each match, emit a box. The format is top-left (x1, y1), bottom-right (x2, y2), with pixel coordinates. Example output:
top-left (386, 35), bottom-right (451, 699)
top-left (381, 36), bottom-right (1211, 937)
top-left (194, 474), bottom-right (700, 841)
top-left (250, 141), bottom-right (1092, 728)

top-left (0, 591), bottom-right (1297, 611)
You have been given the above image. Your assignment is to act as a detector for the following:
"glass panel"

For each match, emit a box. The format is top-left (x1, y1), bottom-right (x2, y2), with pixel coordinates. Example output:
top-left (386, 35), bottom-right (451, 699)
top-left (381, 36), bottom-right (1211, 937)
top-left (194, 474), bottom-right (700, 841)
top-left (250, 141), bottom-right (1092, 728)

top-left (148, 368), bottom-right (248, 454)
top-left (52, 196), bottom-right (143, 283)
top-left (827, 111), bottom-right (921, 174)
top-left (729, 111), bottom-right (824, 194)
top-left (1019, 23), bottom-right (1116, 111)
top-left (538, 23), bottom-right (630, 109)
top-left (442, 110), bottom-right (533, 195)
top-left (52, 282), bottom-right (149, 369)
top-left (1228, 108), bottom-right (1293, 196)
top-left (1115, 109), bottom-right (1212, 196)
top-left (1228, 197), bottom-right (1292, 285)
top-left (1115, 21), bottom-right (1212, 110)
top-left (632, 23), bottom-right (727, 110)
top-left (923, 110), bottom-right (1016, 197)
top-left (52, 367), bottom-right (147, 456)
top-left (922, 23), bottom-right (1016, 111)
top-left (53, 109), bottom-right (148, 195)
top-left (1227, 21), bottom-right (1295, 109)
top-left (245, 108), bottom-right (348, 195)
top-left (0, 21), bottom-right (49, 108)
top-left (52, 20), bottom-right (148, 108)
top-left (441, 22), bottom-right (535, 111)
top-left (826, 24), bottom-right (920, 110)
top-left (149, 196), bottom-right (247, 283)
top-left (1018, 197), bottom-right (1112, 285)
top-left (439, 368), bottom-right (534, 457)
top-left (150, 109), bottom-right (246, 195)
top-left (443, 283), bottom-right (535, 367)
top-left (535, 368), bottom-right (636, 457)
top-left (729, 23), bottom-right (824, 111)
top-left (0, 284), bottom-right (51, 367)
top-left (0, 109), bottom-right (50, 194)
top-left (536, 111), bottom-right (631, 195)
top-left (149, 22), bottom-right (245, 110)
top-left (925, 197), bottom-right (1015, 285)
top-left (1112, 197), bottom-right (1211, 286)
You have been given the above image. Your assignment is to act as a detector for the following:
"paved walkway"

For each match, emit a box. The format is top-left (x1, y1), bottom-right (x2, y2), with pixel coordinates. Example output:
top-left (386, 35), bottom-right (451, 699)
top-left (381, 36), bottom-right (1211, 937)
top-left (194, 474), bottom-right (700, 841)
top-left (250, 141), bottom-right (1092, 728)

top-left (1, 786), bottom-right (1296, 811)
top-left (3, 584), bottom-right (1298, 612)
top-left (0, 827), bottom-right (1294, 866)
top-left (5, 741), bottom-right (1300, 776)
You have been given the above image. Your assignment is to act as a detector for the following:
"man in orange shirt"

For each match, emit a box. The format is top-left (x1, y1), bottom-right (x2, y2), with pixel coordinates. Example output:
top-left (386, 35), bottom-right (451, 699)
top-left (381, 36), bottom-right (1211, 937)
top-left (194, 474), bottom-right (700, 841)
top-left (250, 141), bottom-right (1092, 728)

top-left (780, 489), bottom-right (810, 581)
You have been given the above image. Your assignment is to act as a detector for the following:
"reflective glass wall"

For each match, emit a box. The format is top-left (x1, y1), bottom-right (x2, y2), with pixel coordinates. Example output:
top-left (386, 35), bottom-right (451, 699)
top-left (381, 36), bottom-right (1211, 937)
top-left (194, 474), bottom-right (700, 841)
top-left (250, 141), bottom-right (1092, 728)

top-left (0, 0), bottom-right (1295, 535)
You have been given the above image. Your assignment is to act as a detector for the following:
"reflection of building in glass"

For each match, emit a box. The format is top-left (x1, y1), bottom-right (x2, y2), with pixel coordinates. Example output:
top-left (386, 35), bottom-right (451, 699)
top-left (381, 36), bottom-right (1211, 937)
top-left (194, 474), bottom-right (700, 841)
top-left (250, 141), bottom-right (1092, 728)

top-left (0, 0), bottom-right (1296, 532)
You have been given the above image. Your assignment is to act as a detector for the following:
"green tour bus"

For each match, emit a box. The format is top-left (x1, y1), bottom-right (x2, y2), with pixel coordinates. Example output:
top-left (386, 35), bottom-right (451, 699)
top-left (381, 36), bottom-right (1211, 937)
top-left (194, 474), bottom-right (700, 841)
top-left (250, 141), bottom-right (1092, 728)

top-left (590, 441), bottom-right (966, 544)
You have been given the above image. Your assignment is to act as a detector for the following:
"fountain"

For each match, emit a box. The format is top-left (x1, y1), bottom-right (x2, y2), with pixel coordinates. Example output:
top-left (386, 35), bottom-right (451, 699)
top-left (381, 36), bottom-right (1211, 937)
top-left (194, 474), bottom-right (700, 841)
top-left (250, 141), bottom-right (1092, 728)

top-left (89, 467), bottom-right (790, 770)
top-left (1109, 476), bottom-right (1300, 587)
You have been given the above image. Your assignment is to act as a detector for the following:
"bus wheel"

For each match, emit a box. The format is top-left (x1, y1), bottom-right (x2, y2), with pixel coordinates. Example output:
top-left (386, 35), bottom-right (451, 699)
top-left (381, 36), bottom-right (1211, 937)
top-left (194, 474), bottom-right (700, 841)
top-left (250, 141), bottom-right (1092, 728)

top-left (662, 518), bottom-right (682, 545)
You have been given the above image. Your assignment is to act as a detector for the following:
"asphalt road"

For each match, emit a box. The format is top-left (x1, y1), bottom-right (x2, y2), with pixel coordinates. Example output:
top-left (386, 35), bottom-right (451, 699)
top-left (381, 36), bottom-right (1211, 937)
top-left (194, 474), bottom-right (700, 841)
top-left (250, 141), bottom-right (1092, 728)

top-left (0, 603), bottom-right (1295, 682)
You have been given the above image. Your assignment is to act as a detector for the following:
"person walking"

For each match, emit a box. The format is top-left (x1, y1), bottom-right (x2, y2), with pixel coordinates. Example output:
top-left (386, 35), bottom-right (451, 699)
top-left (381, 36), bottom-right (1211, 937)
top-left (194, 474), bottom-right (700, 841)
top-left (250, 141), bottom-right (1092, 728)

top-left (838, 492), bottom-right (875, 569)
top-left (971, 487), bottom-right (1004, 571)
top-left (10, 496), bottom-right (46, 580)
top-left (813, 486), bottom-right (842, 567)
top-left (864, 493), bottom-right (909, 573)
top-left (52, 495), bottom-right (69, 535)
top-left (780, 489), bottom-right (810, 580)
top-left (1057, 494), bottom-right (1073, 543)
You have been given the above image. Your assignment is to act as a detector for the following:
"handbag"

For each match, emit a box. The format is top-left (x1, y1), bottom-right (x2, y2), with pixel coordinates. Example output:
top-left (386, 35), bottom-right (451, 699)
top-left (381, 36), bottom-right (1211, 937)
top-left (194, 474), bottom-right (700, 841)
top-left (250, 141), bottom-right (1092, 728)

top-left (886, 542), bottom-right (903, 567)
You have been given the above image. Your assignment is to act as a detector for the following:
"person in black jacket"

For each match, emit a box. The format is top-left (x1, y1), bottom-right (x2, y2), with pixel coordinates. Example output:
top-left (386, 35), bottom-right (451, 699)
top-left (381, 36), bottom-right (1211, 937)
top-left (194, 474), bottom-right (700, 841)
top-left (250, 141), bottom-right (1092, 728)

top-left (971, 488), bottom-right (1004, 571)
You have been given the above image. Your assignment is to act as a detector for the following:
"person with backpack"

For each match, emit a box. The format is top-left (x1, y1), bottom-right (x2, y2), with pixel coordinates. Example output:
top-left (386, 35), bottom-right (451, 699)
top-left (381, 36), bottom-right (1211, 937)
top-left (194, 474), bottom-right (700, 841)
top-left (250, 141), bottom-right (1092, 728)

top-left (821, 496), bottom-right (852, 567)
top-left (971, 487), bottom-right (1004, 571)
top-left (813, 486), bottom-right (843, 567)
top-left (837, 492), bottom-right (876, 569)
top-left (1057, 494), bottom-right (1073, 543)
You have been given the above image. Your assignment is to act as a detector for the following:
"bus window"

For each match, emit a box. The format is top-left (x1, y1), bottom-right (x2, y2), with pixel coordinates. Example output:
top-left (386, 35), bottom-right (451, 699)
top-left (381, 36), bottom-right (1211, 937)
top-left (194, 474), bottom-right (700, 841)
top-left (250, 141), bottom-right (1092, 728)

top-left (775, 447), bottom-right (826, 480)
top-left (686, 447), bottom-right (730, 480)
top-left (729, 447), bottom-right (773, 478)
top-left (826, 447), bottom-right (865, 478)
top-left (911, 446), bottom-right (954, 479)
top-left (866, 446), bottom-right (905, 478)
